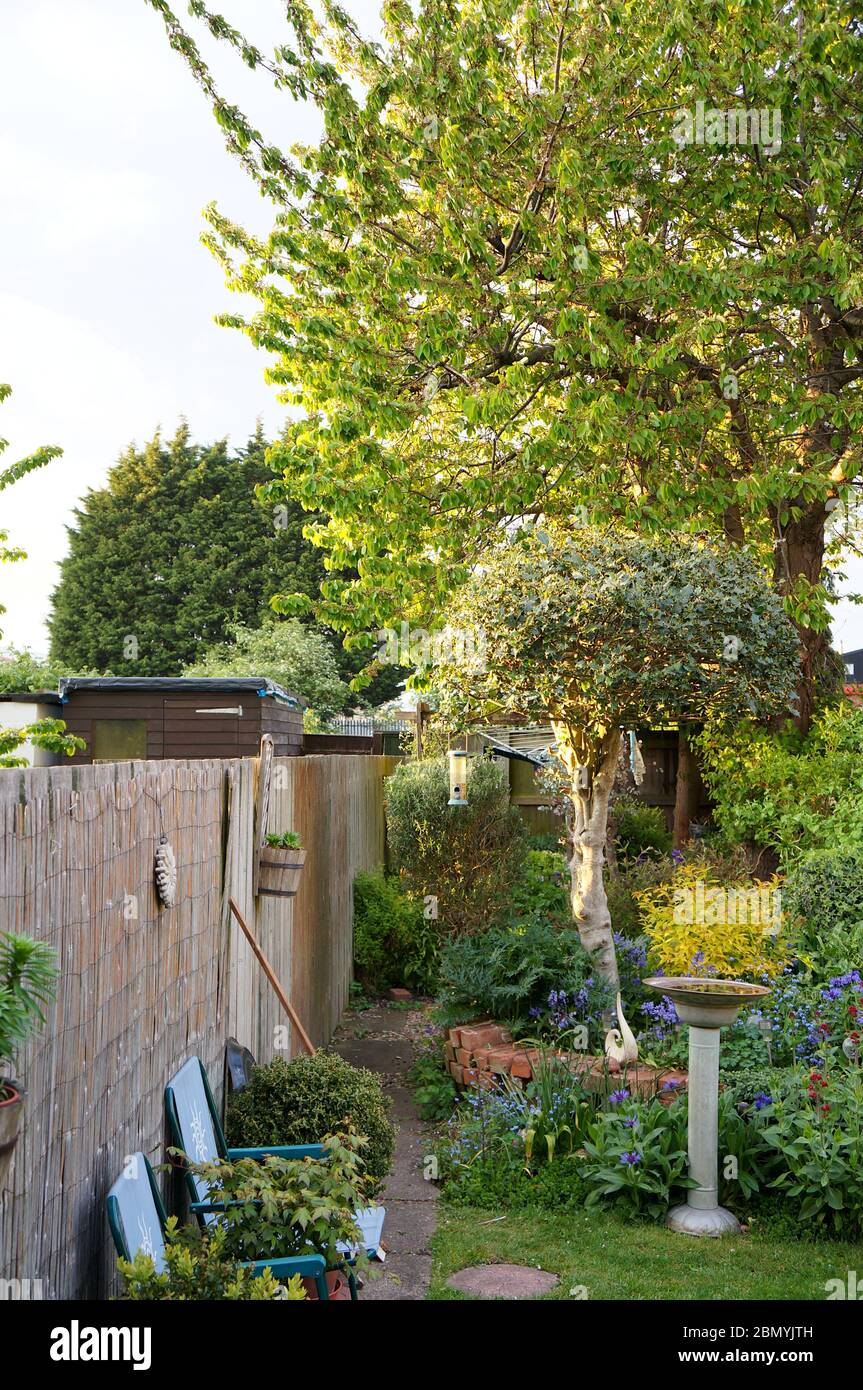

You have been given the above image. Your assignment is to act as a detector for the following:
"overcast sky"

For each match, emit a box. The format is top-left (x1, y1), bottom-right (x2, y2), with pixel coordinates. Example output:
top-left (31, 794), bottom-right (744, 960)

top-left (1, 0), bottom-right (861, 658)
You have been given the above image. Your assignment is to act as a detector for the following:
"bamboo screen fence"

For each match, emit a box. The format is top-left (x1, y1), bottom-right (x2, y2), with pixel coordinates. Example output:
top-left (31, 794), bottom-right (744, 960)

top-left (0, 753), bottom-right (394, 1298)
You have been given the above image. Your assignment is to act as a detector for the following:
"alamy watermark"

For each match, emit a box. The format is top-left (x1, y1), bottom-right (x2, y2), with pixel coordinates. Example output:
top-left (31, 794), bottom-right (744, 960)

top-left (673, 101), bottom-right (782, 157)
top-left (376, 621), bottom-right (487, 673)
top-left (673, 880), bottom-right (782, 935)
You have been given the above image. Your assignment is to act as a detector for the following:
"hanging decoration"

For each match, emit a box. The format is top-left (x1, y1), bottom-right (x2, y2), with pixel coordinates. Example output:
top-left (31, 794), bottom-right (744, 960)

top-left (154, 834), bottom-right (178, 909)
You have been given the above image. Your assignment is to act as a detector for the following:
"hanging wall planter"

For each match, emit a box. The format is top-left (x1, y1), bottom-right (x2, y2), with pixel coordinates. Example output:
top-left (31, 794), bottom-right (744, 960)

top-left (258, 832), bottom-right (306, 898)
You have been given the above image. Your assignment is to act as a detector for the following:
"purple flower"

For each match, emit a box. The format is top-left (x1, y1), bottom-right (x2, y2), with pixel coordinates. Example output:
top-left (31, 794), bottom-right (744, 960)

top-left (753, 1092), bottom-right (773, 1110)
top-left (623, 1116), bottom-right (639, 1129)
top-left (620, 1151), bottom-right (642, 1166)
top-left (662, 1079), bottom-right (681, 1091)
top-left (609, 1089), bottom-right (630, 1105)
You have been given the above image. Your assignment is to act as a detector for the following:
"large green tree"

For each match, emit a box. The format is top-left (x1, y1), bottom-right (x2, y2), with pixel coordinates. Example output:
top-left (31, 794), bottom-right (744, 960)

top-left (147, 0), bottom-right (863, 726)
top-left (435, 527), bottom-right (799, 989)
top-left (48, 423), bottom-right (326, 676)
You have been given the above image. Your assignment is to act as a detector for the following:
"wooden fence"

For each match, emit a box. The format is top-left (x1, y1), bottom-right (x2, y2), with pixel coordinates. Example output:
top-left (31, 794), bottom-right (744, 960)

top-left (0, 752), bottom-right (395, 1299)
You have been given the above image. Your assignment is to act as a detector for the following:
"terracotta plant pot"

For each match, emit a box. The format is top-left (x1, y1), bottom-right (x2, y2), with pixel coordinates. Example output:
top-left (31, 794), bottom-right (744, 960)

top-left (0, 1081), bottom-right (24, 1189)
top-left (301, 1269), bottom-right (352, 1301)
top-left (258, 846), bottom-right (307, 898)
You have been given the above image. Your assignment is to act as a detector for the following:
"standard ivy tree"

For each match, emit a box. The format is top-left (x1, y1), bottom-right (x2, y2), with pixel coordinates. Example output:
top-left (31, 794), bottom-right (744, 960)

top-left (434, 528), bottom-right (799, 990)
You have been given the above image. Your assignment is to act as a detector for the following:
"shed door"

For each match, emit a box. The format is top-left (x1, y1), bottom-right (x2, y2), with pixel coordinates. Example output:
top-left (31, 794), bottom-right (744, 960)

top-left (162, 698), bottom-right (243, 759)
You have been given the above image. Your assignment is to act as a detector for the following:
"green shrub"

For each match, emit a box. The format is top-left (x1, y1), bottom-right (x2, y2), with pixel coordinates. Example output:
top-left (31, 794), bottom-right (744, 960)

top-left (696, 704), bottom-right (863, 866)
top-left (435, 920), bottom-right (608, 1029)
top-left (408, 1044), bottom-right (458, 1121)
top-left (226, 1053), bottom-right (395, 1191)
top-left (118, 1218), bottom-right (305, 1300)
top-left (784, 849), bottom-right (863, 974)
top-left (720, 1064), bottom-right (801, 1109)
top-left (614, 797), bottom-right (672, 862)
top-left (582, 1095), bottom-right (692, 1217)
top-left (352, 870), bottom-right (439, 994)
top-left (385, 755), bottom-right (528, 935)
top-left (760, 1067), bottom-right (863, 1237)
top-left (504, 849), bottom-right (570, 926)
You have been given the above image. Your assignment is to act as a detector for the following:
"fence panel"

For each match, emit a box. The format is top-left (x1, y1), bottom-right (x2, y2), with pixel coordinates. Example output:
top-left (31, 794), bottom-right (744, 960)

top-left (0, 753), bottom-right (392, 1297)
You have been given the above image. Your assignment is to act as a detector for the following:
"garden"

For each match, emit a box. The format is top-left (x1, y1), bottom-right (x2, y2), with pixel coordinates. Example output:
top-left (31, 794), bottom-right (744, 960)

top-left (2, 0), bottom-right (862, 1332)
top-left (367, 717), bottom-right (863, 1297)
top-left (344, 535), bottom-right (863, 1298)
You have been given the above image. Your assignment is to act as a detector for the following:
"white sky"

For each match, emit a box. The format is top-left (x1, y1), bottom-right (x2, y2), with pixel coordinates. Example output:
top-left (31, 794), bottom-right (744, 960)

top-left (1, 0), bottom-right (861, 657)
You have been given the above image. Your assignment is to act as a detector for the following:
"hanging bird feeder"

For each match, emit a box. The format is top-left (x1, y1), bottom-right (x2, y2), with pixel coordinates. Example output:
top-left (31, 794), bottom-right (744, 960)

top-left (447, 749), bottom-right (470, 807)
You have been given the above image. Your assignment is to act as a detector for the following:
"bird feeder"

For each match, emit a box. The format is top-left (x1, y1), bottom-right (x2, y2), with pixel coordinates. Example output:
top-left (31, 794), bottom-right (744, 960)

top-left (447, 749), bottom-right (470, 807)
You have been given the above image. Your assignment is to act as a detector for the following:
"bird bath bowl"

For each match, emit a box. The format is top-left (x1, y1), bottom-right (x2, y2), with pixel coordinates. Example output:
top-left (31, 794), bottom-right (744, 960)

top-left (643, 977), bottom-right (771, 1237)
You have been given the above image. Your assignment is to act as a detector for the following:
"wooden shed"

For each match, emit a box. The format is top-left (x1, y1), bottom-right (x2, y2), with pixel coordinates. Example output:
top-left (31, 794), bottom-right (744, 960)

top-left (57, 677), bottom-right (304, 765)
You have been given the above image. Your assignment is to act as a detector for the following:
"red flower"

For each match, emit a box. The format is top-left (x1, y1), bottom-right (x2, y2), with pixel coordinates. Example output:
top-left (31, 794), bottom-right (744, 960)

top-left (849, 1005), bottom-right (858, 1018)
top-left (822, 1104), bottom-right (830, 1114)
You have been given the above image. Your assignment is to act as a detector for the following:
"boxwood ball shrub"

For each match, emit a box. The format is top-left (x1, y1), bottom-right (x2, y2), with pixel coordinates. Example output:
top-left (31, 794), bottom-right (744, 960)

top-left (226, 1053), bottom-right (395, 1191)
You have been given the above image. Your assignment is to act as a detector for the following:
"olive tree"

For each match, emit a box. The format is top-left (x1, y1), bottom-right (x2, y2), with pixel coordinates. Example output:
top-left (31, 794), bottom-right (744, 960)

top-left (435, 528), bottom-right (799, 990)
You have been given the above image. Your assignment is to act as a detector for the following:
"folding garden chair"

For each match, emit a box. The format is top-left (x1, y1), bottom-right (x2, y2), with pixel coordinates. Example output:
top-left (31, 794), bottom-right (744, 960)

top-left (165, 1056), bottom-right (386, 1260)
top-left (106, 1150), bottom-right (329, 1298)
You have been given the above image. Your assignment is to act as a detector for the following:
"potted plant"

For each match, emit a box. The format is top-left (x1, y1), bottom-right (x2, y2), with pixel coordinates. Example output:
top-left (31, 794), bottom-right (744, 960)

top-left (0, 932), bottom-right (59, 1188)
top-left (187, 1128), bottom-right (373, 1301)
top-left (258, 830), bottom-right (306, 898)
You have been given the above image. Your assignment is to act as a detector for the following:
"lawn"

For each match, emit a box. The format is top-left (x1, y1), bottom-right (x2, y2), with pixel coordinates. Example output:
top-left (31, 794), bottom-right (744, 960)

top-left (429, 1203), bottom-right (862, 1301)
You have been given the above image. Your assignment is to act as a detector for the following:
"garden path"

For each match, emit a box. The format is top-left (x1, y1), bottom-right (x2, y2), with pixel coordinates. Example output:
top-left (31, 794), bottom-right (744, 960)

top-left (332, 1000), bottom-right (438, 1301)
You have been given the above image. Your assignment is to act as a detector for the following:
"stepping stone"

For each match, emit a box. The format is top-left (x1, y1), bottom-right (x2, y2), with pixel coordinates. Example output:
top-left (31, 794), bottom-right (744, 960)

top-left (447, 1263), bottom-right (559, 1299)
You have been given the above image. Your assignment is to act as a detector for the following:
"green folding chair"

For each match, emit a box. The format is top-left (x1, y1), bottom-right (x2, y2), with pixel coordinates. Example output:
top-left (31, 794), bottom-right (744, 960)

top-left (166, 1057), bottom-right (385, 1293)
top-left (106, 1151), bottom-right (328, 1298)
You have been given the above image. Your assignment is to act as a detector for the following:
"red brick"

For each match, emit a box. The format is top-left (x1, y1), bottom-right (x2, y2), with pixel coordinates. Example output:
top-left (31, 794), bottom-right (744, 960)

top-left (448, 1061), bottom-right (464, 1085)
top-left (510, 1052), bottom-right (534, 1080)
top-left (444, 1042), bottom-right (456, 1062)
top-left (388, 987), bottom-right (413, 1001)
top-left (459, 1025), bottom-right (511, 1052)
top-left (473, 1051), bottom-right (490, 1071)
top-left (487, 1047), bottom-right (517, 1074)
top-left (448, 1019), bottom-right (495, 1049)
top-left (456, 1047), bottom-right (473, 1067)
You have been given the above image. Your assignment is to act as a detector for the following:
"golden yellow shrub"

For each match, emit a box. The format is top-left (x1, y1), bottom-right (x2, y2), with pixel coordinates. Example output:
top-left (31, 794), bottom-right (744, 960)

top-left (635, 862), bottom-right (790, 980)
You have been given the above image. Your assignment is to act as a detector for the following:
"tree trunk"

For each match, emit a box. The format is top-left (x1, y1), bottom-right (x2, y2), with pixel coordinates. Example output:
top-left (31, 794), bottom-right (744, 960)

top-left (672, 727), bottom-right (702, 849)
top-left (774, 504), bottom-right (828, 735)
top-left (554, 724), bottom-right (621, 997)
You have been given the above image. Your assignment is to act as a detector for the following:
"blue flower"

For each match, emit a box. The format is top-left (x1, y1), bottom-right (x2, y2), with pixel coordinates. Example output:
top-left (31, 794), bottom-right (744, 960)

top-left (609, 1089), bottom-right (629, 1105)
top-left (753, 1092), bottom-right (773, 1110)
top-left (620, 1151), bottom-right (642, 1165)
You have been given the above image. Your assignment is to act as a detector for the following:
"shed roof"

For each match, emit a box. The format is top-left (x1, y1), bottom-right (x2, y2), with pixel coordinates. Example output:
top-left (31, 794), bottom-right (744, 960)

top-left (57, 677), bottom-right (301, 707)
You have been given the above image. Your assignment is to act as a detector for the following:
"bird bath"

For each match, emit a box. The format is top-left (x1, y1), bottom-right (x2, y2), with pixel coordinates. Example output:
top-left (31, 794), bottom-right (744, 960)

top-left (643, 976), bottom-right (771, 1236)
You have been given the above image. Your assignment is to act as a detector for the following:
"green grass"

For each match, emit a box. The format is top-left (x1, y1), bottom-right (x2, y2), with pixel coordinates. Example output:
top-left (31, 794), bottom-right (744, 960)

top-left (429, 1203), bottom-right (862, 1300)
